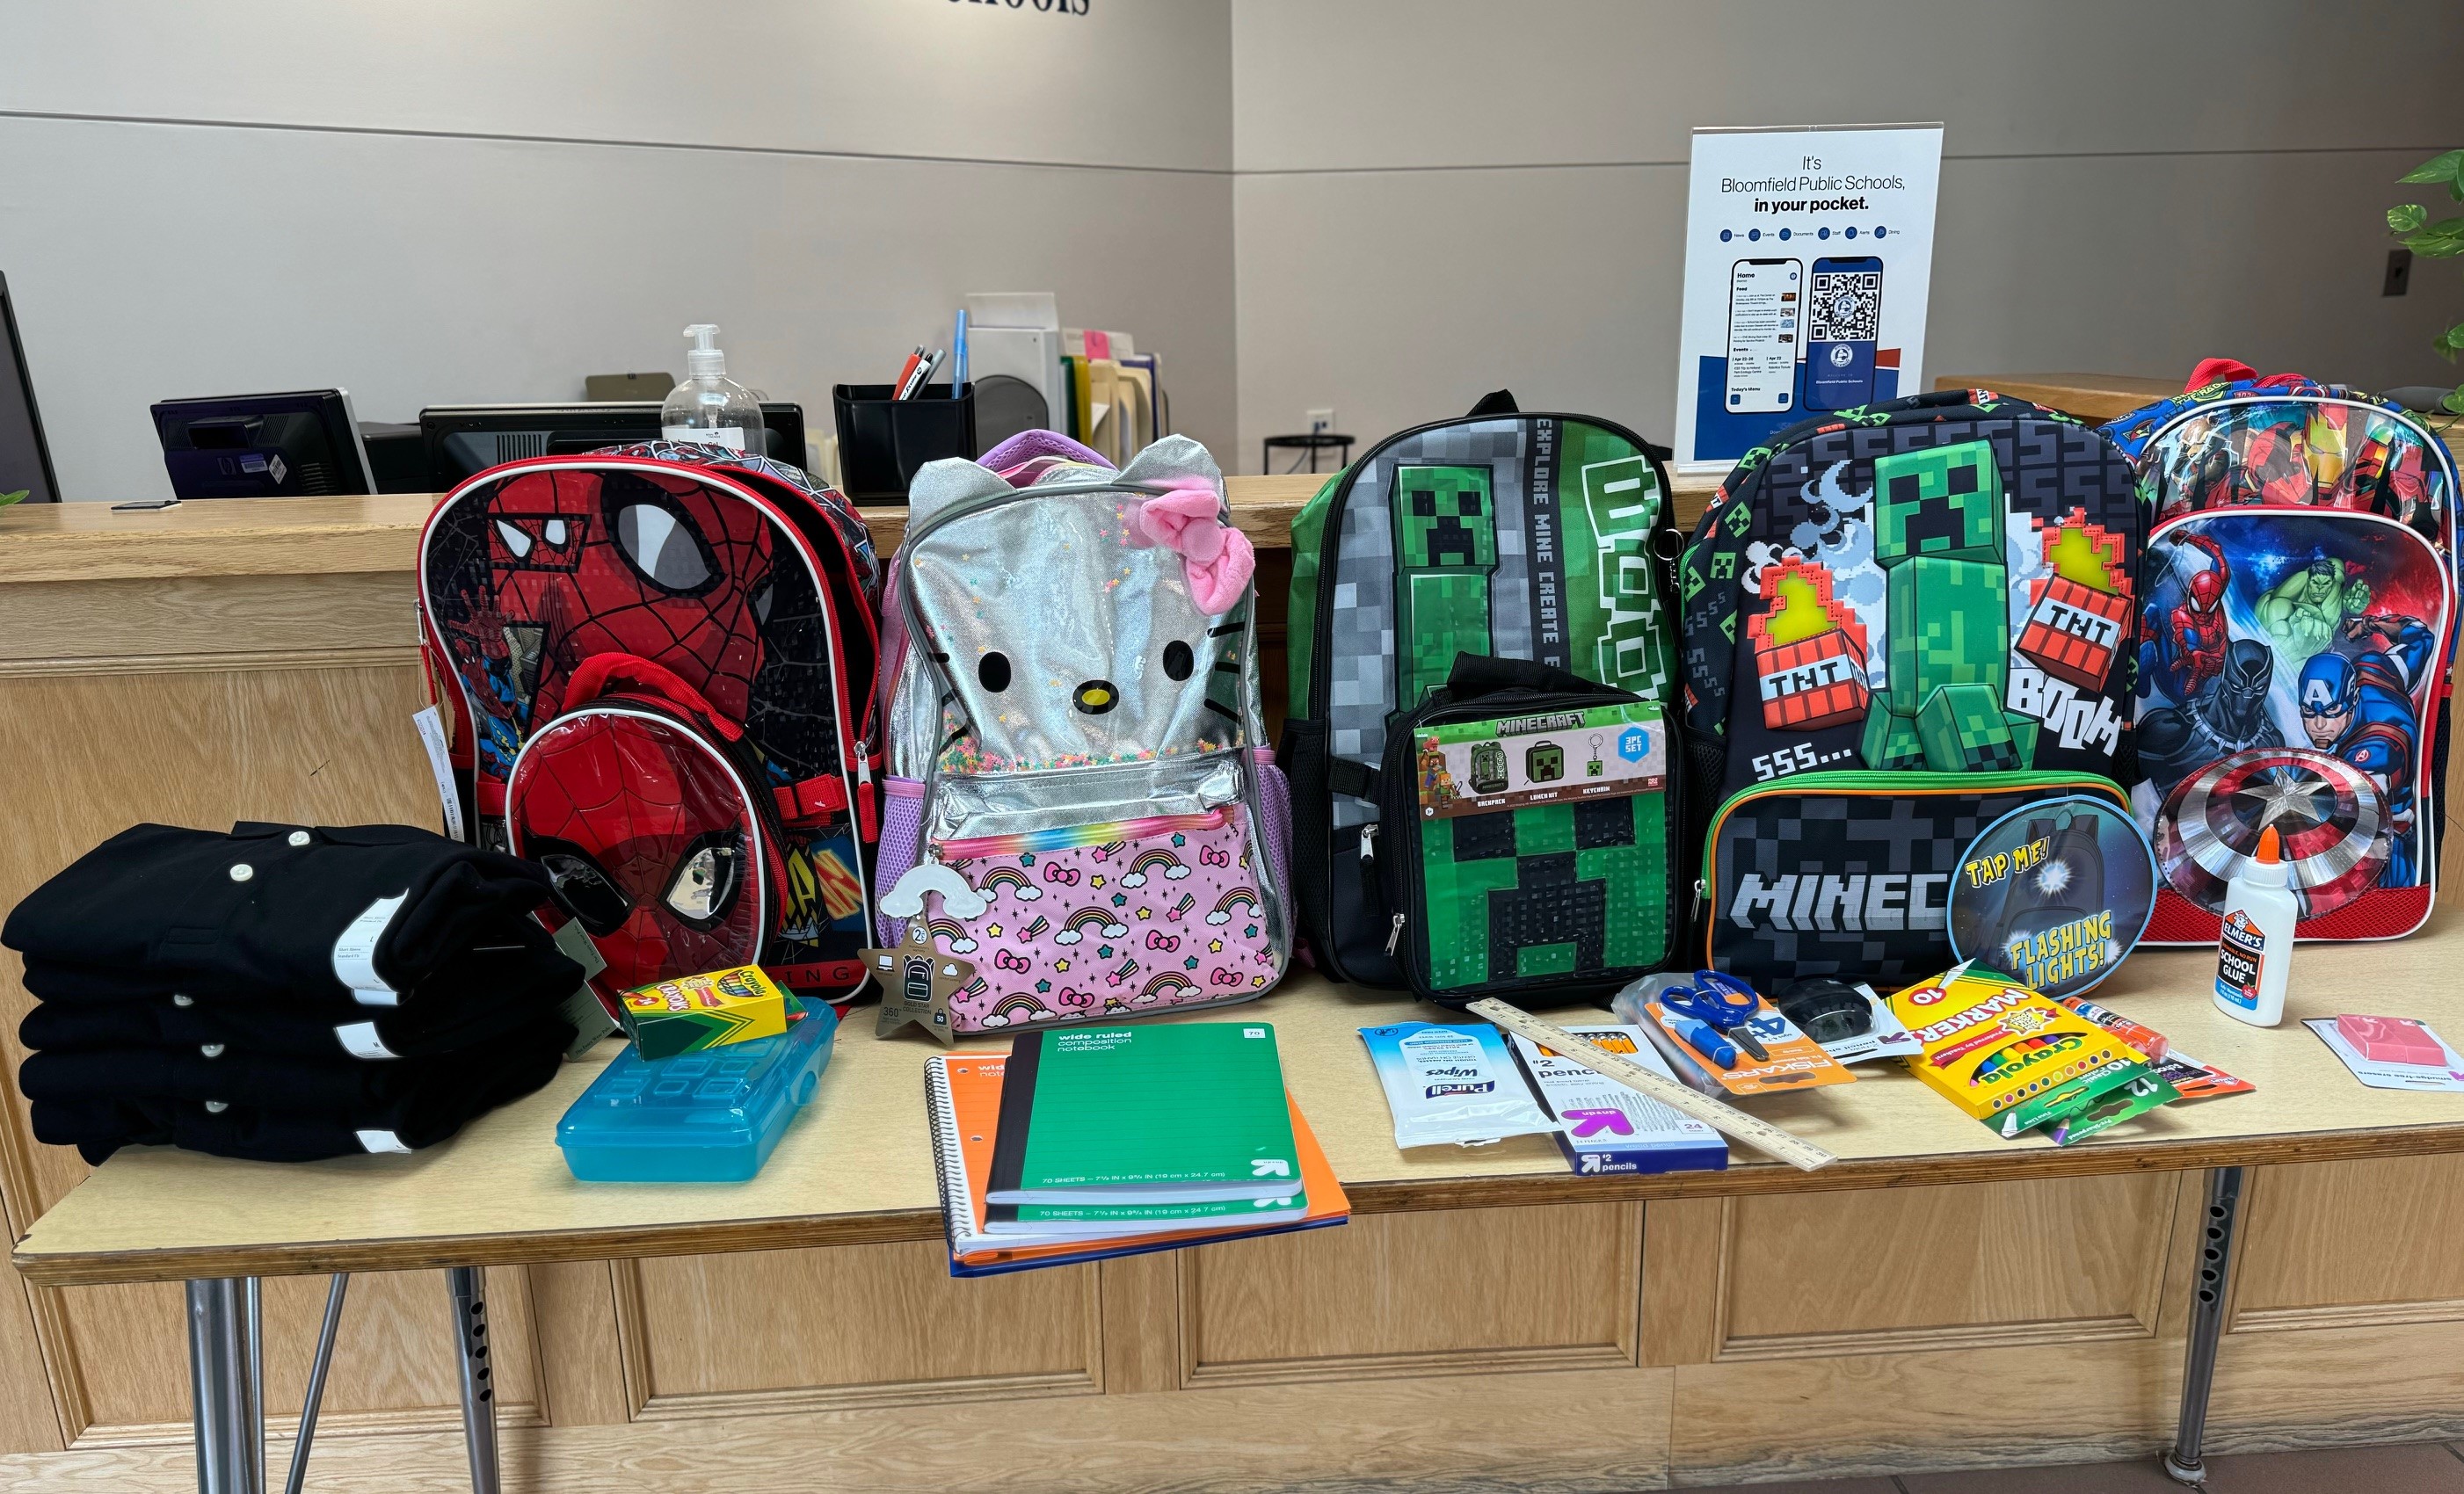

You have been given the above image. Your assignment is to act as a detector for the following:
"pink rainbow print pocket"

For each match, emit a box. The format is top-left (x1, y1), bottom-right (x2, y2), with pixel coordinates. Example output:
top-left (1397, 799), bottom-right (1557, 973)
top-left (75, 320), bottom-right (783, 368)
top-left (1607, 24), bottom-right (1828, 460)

top-left (929, 808), bottom-right (1279, 1032)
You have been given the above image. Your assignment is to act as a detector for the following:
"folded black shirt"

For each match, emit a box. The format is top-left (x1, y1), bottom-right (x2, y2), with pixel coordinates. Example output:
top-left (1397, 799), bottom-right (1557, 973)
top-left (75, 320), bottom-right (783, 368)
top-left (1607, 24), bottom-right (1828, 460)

top-left (30, 1041), bottom-right (566, 1164)
top-left (18, 919), bottom-right (578, 1014)
top-left (18, 982), bottom-right (563, 1062)
top-left (4, 822), bottom-right (573, 1007)
top-left (18, 1020), bottom-right (573, 1114)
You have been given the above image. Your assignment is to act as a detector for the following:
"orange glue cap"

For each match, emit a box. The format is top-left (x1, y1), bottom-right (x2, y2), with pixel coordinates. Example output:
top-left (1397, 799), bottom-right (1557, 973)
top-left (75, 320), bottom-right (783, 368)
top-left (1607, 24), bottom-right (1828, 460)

top-left (2254, 826), bottom-right (2281, 864)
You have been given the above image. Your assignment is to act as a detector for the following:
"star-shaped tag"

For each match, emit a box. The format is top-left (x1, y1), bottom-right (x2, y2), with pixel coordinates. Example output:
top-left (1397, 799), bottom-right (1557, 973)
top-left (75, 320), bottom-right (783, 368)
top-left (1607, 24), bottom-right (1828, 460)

top-left (861, 920), bottom-right (978, 1045)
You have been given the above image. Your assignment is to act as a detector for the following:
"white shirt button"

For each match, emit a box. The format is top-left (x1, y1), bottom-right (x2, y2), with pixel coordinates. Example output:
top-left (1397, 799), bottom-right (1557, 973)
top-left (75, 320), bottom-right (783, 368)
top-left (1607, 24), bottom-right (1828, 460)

top-left (229, 864), bottom-right (254, 882)
top-left (171, 994), bottom-right (194, 1008)
top-left (287, 831), bottom-right (311, 847)
top-left (200, 1043), bottom-right (225, 1058)
top-left (203, 1100), bottom-right (229, 1113)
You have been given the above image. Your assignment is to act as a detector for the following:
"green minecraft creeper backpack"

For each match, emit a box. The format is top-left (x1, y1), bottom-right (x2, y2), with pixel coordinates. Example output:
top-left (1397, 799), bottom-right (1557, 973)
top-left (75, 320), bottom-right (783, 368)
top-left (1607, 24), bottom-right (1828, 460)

top-left (1281, 392), bottom-right (1688, 999)
top-left (1675, 388), bottom-right (2147, 986)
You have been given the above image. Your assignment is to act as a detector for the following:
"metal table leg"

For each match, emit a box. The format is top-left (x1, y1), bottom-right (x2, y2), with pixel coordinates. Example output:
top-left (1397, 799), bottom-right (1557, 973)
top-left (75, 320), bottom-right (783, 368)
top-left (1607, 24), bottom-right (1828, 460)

top-left (283, 1273), bottom-right (350, 1494)
top-left (447, 1266), bottom-right (501, 1494)
top-left (2163, 1164), bottom-right (2247, 1487)
top-left (186, 1277), bottom-right (265, 1494)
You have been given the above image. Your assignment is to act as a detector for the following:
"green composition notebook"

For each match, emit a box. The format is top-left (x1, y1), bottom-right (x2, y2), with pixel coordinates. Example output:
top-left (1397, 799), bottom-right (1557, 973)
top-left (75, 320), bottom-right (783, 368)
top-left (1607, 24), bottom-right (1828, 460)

top-left (986, 1024), bottom-right (1301, 1206)
top-left (985, 1190), bottom-right (1307, 1239)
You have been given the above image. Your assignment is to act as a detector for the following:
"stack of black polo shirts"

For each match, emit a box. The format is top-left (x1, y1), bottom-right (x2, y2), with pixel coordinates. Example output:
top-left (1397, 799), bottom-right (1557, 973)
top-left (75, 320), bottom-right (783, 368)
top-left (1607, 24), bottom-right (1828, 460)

top-left (4, 822), bottom-right (585, 1164)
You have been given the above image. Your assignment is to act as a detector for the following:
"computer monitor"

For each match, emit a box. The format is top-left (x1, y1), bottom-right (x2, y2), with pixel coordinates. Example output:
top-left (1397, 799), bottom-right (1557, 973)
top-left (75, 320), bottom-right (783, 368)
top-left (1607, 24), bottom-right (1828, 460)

top-left (0, 272), bottom-right (61, 504)
top-left (418, 402), bottom-right (808, 488)
top-left (151, 389), bottom-right (375, 499)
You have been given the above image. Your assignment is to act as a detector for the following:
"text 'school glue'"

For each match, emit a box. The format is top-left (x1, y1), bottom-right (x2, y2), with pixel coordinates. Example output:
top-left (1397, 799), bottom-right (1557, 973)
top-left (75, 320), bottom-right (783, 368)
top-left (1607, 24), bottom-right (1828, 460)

top-left (2213, 826), bottom-right (2297, 1027)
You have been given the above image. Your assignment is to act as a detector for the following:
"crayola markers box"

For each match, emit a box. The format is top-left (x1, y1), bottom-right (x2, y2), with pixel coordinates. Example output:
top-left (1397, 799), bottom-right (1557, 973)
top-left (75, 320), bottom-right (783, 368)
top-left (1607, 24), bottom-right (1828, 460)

top-left (1887, 963), bottom-right (2175, 1145)
top-left (621, 965), bottom-right (791, 1061)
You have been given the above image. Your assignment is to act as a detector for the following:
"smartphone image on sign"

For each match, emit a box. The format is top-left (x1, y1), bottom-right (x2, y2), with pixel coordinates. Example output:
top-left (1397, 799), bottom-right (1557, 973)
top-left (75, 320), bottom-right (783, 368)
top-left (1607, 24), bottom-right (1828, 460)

top-left (1725, 258), bottom-right (1801, 414)
top-left (1806, 256), bottom-right (1883, 411)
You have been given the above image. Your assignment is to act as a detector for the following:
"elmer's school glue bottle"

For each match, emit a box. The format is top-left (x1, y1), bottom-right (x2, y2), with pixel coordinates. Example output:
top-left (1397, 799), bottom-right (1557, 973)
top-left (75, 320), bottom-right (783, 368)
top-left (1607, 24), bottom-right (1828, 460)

top-left (2213, 826), bottom-right (2296, 1026)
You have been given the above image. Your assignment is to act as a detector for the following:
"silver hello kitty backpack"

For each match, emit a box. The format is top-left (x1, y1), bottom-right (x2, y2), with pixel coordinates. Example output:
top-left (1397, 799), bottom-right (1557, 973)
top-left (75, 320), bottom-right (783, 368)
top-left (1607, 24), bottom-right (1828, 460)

top-left (870, 433), bottom-right (1294, 1033)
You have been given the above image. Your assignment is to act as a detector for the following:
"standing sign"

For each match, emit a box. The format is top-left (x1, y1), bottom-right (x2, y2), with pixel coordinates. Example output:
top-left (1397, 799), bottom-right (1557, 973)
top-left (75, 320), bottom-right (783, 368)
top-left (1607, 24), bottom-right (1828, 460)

top-left (1673, 125), bottom-right (1944, 468)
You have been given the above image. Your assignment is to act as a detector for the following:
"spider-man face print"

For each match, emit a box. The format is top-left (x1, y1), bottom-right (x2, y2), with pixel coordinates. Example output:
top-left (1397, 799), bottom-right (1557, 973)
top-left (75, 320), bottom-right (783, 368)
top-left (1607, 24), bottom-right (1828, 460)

top-left (483, 468), bottom-right (770, 722)
top-left (507, 711), bottom-right (768, 991)
top-left (426, 463), bottom-right (848, 794)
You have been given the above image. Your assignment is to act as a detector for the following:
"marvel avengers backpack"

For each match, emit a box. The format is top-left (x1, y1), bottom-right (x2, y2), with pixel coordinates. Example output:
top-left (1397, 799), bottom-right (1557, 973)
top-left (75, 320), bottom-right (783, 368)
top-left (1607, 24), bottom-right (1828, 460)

top-left (869, 433), bottom-right (1293, 1033)
top-left (1676, 388), bottom-right (2145, 984)
top-left (1280, 393), bottom-right (1688, 997)
top-left (2104, 362), bottom-right (2460, 943)
top-left (417, 441), bottom-right (882, 998)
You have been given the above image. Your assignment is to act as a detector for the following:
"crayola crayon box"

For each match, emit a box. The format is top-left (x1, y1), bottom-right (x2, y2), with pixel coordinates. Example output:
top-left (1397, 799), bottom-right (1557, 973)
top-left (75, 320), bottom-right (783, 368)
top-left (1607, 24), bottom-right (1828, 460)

top-left (621, 965), bottom-right (791, 1061)
top-left (1887, 963), bottom-right (2176, 1145)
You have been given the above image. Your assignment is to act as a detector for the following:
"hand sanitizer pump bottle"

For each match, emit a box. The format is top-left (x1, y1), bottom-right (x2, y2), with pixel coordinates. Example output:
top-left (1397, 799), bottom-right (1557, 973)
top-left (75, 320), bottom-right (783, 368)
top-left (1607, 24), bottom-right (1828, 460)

top-left (661, 324), bottom-right (765, 454)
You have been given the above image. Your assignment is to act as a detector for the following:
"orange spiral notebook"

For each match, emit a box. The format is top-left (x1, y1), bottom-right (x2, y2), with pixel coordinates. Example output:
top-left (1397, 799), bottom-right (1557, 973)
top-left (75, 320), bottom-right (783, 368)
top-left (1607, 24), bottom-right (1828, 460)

top-left (926, 1052), bottom-right (1348, 1276)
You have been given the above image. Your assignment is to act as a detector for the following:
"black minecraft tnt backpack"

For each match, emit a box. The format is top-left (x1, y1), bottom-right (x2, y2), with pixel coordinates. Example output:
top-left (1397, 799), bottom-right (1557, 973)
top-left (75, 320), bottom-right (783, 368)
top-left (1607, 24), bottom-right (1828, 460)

top-left (1675, 389), bottom-right (2145, 983)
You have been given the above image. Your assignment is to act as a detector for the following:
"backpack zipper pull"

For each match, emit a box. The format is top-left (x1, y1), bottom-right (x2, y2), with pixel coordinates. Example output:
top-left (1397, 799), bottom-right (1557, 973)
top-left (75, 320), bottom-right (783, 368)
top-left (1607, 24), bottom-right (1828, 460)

top-left (1385, 912), bottom-right (1407, 957)
top-left (851, 738), bottom-right (878, 839)
top-left (1691, 877), bottom-right (1707, 921)
top-left (1358, 823), bottom-right (1377, 867)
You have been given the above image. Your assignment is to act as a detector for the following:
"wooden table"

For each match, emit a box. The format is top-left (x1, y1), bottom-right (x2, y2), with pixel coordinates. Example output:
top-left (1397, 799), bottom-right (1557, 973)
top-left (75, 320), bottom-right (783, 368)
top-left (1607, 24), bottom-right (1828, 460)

top-left (19, 922), bottom-right (2464, 1490)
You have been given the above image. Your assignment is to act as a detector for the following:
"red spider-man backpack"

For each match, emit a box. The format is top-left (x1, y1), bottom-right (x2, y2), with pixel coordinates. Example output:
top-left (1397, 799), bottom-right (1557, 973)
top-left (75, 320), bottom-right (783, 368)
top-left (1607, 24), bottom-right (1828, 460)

top-left (417, 442), bottom-right (881, 1000)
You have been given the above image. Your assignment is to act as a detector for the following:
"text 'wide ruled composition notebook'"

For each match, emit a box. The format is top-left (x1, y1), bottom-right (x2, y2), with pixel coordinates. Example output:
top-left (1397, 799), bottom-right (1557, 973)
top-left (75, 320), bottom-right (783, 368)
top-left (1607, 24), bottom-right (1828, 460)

top-left (986, 1024), bottom-right (1301, 1205)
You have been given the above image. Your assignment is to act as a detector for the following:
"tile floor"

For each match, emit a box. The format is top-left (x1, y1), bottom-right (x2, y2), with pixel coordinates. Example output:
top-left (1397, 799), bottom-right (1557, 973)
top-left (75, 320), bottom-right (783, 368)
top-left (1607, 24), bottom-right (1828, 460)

top-left (1684, 1440), bottom-right (2464, 1493)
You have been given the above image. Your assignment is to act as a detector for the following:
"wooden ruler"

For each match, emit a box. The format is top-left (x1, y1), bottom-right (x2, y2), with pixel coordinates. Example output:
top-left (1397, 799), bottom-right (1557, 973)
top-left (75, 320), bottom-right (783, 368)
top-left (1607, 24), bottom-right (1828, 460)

top-left (1465, 998), bottom-right (1837, 1173)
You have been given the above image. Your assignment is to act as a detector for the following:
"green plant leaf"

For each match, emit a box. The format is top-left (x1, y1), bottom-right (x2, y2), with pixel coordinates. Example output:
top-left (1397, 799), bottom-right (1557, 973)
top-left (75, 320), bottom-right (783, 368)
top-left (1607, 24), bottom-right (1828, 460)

top-left (2399, 215), bottom-right (2464, 256)
top-left (2400, 148), bottom-right (2464, 185)
top-left (0, 489), bottom-right (26, 509)
top-left (2443, 388), bottom-right (2464, 414)
top-left (2392, 203), bottom-right (2430, 234)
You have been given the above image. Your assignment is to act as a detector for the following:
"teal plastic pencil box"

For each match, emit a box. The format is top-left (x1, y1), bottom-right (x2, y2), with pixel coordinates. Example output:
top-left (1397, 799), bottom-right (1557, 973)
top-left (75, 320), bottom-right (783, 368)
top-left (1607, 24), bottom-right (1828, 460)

top-left (556, 997), bottom-right (836, 1182)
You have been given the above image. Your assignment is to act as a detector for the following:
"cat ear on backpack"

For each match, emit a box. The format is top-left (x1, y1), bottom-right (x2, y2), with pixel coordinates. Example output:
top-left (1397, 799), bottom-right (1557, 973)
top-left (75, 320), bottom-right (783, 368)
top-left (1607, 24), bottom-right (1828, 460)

top-left (905, 457), bottom-right (1015, 532)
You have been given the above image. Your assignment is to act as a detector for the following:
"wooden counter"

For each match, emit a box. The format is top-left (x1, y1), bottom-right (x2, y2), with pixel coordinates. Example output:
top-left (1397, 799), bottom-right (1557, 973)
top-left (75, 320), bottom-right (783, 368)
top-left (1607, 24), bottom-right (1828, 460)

top-left (0, 478), bottom-right (1329, 590)
top-left (1937, 370), bottom-right (2464, 462)
top-left (1935, 372), bottom-right (2187, 424)
top-left (1, 472), bottom-right (2460, 1492)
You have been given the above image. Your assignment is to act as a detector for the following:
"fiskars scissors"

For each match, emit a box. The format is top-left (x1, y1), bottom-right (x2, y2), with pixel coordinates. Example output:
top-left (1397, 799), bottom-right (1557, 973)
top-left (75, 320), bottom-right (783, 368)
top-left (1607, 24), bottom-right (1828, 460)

top-left (1660, 969), bottom-right (1771, 1062)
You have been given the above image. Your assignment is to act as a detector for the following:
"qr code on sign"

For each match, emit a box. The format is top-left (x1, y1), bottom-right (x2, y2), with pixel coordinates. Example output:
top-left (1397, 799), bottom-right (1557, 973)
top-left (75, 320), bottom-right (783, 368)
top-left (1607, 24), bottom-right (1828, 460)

top-left (1809, 271), bottom-right (1881, 343)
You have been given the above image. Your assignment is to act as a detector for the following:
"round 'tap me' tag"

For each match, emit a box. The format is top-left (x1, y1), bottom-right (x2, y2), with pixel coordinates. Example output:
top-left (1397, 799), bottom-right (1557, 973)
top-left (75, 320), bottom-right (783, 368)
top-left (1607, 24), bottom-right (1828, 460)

top-left (1948, 795), bottom-right (2157, 998)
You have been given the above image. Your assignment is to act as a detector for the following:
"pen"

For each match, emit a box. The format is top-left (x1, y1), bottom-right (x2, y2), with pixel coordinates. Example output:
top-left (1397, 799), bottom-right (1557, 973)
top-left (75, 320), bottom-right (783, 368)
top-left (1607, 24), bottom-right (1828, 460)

top-left (1672, 1016), bottom-right (1739, 1070)
top-left (952, 308), bottom-right (969, 388)
top-left (902, 347), bottom-right (944, 400)
top-left (889, 344), bottom-right (924, 397)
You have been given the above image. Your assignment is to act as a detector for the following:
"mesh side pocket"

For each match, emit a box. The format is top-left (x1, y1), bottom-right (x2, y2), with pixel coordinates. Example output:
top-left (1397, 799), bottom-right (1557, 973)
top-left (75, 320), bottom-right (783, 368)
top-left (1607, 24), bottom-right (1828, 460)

top-left (1254, 749), bottom-right (1294, 905)
top-left (874, 777), bottom-right (927, 946)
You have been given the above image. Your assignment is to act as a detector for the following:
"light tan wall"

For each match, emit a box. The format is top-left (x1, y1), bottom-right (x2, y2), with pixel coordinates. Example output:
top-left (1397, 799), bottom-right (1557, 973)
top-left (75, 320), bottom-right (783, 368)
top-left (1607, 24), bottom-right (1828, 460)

top-left (0, 0), bottom-right (1237, 500)
top-left (1229, 0), bottom-right (2464, 469)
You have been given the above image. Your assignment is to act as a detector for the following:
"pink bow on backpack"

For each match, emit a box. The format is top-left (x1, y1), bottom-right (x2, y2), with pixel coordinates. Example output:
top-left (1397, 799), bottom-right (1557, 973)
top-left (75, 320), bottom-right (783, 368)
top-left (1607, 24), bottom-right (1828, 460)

top-left (1132, 481), bottom-right (1255, 614)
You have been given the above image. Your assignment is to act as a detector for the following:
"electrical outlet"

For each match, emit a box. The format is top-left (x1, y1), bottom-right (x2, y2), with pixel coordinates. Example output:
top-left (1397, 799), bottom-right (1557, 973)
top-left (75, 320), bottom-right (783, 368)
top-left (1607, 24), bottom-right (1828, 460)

top-left (1306, 407), bottom-right (1335, 437)
top-left (2386, 248), bottom-right (2413, 297)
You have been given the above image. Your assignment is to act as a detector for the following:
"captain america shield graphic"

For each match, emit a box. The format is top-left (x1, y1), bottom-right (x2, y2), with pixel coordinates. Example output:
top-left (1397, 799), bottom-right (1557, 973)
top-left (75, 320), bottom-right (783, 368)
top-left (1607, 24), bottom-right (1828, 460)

top-left (2154, 747), bottom-right (2388, 918)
